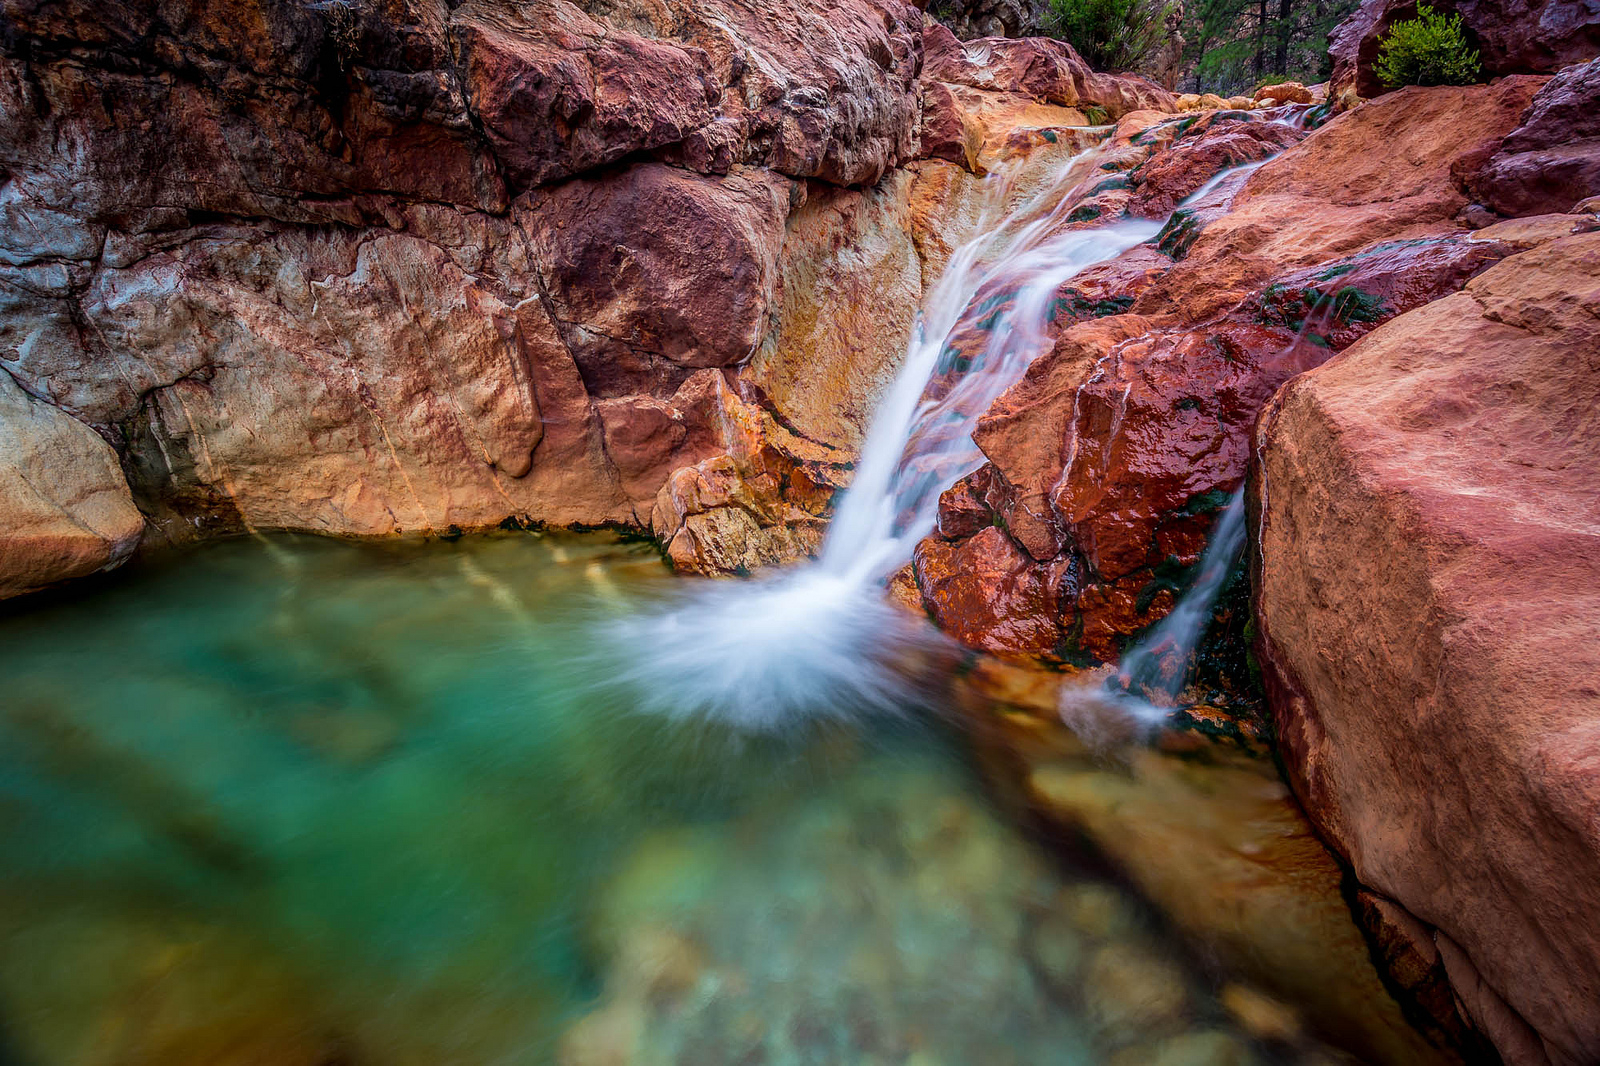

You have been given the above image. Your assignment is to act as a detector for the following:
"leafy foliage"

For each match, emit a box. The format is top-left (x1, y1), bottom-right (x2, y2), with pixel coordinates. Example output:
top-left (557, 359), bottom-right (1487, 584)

top-left (1046, 0), bottom-right (1176, 72)
top-left (1373, 5), bottom-right (1481, 88)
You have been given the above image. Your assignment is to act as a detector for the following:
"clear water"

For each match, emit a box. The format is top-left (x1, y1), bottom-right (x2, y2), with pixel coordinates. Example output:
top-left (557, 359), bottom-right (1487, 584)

top-left (0, 532), bottom-right (1295, 1066)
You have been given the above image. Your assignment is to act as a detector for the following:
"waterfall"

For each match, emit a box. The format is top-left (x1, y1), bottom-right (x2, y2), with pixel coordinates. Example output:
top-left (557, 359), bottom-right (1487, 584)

top-left (1114, 487), bottom-right (1247, 701)
top-left (603, 145), bottom-right (1249, 730)
top-left (1056, 488), bottom-right (1247, 742)
top-left (820, 218), bottom-right (1160, 586)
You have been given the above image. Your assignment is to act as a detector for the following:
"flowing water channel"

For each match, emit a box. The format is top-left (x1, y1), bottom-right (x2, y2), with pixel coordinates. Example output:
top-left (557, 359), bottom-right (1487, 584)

top-left (0, 139), bottom-right (1363, 1065)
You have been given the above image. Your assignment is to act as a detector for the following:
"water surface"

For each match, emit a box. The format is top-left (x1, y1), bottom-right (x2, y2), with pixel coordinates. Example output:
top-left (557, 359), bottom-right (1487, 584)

top-left (0, 531), bottom-right (1315, 1066)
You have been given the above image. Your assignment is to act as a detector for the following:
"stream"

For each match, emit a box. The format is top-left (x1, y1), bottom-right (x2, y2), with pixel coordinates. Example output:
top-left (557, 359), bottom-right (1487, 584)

top-left (0, 137), bottom-right (1373, 1066)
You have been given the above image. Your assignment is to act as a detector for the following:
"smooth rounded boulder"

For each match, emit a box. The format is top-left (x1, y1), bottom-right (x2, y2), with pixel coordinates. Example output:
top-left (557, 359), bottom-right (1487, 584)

top-left (1254, 233), bottom-right (1600, 1066)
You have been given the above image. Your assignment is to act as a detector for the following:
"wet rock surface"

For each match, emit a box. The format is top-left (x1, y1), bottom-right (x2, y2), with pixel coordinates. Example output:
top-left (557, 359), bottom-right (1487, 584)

top-left (1471, 57), bottom-right (1600, 217)
top-left (912, 85), bottom-right (1530, 663)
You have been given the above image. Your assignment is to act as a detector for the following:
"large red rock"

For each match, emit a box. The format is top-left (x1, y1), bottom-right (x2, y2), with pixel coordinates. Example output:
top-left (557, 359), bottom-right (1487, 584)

top-left (0, 0), bottom-right (507, 224)
top-left (523, 164), bottom-right (792, 394)
top-left (1472, 57), bottom-right (1600, 217)
top-left (912, 86), bottom-right (1531, 662)
top-left (1137, 78), bottom-right (1544, 321)
top-left (921, 19), bottom-right (1175, 118)
top-left (0, 0), bottom-right (929, 563)
top-left (1254, 233), bottom-right (1600, 1065)
top-left (914, 526), bottom-right (1069, 657)
top-left (1329, 0), bottom-right (1600, 97)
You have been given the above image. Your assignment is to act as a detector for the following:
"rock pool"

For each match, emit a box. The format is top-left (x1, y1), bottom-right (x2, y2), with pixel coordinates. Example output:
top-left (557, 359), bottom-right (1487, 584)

top-left (0, 530), bottom-right (1370, 1066)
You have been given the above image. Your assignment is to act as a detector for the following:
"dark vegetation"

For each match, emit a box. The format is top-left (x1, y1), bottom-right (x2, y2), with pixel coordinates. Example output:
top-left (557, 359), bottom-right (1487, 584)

top-left (1035, 0), bottom-right (1362, 94)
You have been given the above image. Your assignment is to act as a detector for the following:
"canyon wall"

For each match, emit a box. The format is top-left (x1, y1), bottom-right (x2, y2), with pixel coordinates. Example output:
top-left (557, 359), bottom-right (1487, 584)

top-left (5, 1), bottom-right (1600, 1063)
top-left (0, 0), bottom-right (1174, 596)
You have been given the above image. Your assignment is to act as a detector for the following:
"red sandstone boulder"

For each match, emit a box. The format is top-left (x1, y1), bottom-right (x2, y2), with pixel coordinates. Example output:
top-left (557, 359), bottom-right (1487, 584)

top-left (955, 315), bottom-right (1316, 661)
top-left (1256, 81), bottom-right (1313, 104)
top-left (1472, 57), bottom-right (1600, 217)
top-left (914, 526), bottom-right (1069, 658)
top-left (1254, 232), bottom-right (1600, 1065)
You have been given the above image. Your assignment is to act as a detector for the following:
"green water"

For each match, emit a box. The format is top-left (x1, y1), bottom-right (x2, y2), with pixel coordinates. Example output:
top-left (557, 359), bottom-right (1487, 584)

top-left (0, 532), bottom-right (1303, 1065)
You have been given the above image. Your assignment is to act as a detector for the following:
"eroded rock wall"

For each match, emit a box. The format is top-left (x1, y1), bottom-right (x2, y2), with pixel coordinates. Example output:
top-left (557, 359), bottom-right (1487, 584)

top-left (0, 0), bottom-right (1190, 594)
top-left (0, 0), bottom-right (922, 593)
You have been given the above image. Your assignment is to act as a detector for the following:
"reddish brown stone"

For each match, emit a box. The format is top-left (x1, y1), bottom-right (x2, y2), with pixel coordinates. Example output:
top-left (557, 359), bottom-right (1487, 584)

top-left (1472, 57), bottom-right (1600, 217)
top-left (1255, 234), bottom-right (1600, 1064)
top-left (457, 3), bottom-right (719, 190)
top-left (523, 164), bottom-right (792, 393)
top-left (1126, 118), bottom-right (1305, 219)
top-left (921, 19), bottom-right (1175, 118)
top-left (1051, 321), bottom-right (1308, 581)
top-left (1251, 234), bottom-right (1511, 348)
top-left (1329, 0), bottom-right (1600, 97)
top-left (913, 526), bottom-right (1066, 658)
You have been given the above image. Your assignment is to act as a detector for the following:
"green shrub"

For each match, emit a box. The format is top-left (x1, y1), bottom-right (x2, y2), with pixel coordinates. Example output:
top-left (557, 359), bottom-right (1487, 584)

top-left (1373, 5), bottom-right (1481, 88)
top-left (1046, 0), bottom-right (1174, 73)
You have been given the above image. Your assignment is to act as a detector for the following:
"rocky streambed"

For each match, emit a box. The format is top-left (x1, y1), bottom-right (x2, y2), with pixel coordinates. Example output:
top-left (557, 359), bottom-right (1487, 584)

top-left (1, 0), bottom-right (1598, 1063)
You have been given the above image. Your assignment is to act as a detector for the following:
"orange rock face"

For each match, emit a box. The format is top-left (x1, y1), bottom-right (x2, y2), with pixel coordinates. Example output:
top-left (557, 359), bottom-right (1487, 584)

top-left (1255, 233), bottom-right (1600, 1065)
top-left (913, 85), bottom-right (1536, 664)
top-left (0, 0), bottom-right (927, 586)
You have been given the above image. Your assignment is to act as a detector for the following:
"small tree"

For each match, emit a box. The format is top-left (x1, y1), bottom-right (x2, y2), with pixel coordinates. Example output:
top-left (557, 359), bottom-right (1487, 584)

top-left (1047, 0), bottom-right (1175, 73)
top-left (1373, 5), bottom-right (1481, 88)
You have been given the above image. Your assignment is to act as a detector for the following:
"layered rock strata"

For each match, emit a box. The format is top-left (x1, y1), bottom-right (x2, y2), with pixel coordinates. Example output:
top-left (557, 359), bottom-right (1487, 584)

top-left (0, 0), bottom-right (1176, 595)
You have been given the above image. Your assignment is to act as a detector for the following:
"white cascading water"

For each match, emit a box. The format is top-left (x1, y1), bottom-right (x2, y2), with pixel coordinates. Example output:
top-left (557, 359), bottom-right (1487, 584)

top-left (1056, 487), bottom-right (1248, 744)
top-left (602, 141), bottom-right (1252, 731)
